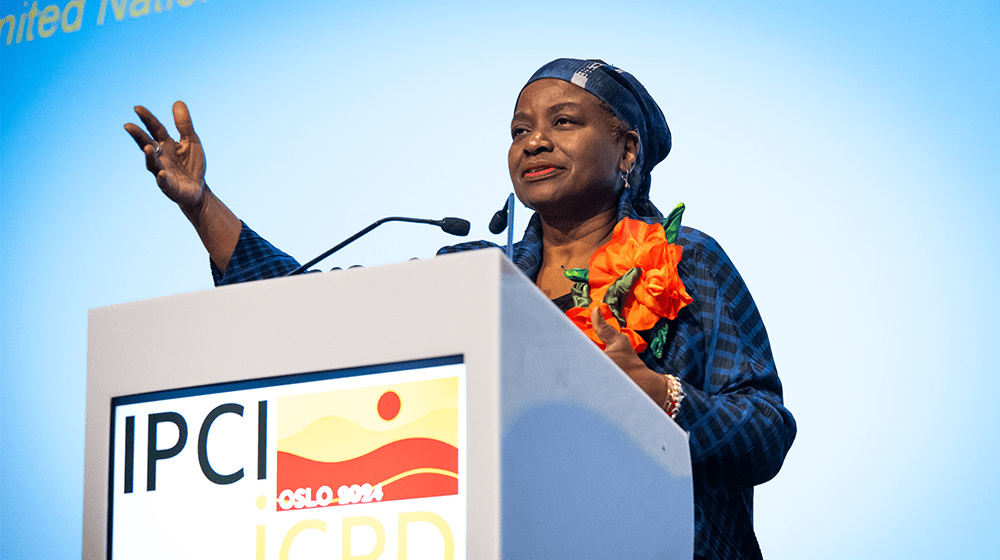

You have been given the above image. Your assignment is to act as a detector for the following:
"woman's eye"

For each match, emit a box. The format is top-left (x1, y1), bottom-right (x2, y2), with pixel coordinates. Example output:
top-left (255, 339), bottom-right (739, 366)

top-left (511, 127), bottom-right (528, 138)
top-left (554, 116), bottom-right (575, 126)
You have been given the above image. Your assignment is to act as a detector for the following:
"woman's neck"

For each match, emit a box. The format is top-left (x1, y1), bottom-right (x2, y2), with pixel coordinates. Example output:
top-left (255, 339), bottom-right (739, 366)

top-left (534, 207), bottom-right (618, 298)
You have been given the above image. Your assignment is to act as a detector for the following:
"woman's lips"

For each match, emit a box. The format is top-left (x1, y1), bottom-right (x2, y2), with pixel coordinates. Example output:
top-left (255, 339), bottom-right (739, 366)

top-left (524, 166), bottom-right (558, 178)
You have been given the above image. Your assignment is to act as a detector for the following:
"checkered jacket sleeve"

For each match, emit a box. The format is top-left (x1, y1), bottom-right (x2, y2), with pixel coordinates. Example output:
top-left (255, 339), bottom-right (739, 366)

top-left (211, 222), bottom-right (300, 285)
top-left (660, 227), bottom-right (795, 492)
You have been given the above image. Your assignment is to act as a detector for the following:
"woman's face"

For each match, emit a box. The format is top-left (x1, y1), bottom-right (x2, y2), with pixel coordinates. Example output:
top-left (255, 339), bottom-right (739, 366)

top-left (508, 78), bottom-right (637, 221)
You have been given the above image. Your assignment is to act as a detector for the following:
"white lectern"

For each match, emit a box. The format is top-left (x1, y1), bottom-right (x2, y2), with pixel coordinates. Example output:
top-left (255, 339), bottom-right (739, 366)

top-left (84, 249), bottom-right (692, 559)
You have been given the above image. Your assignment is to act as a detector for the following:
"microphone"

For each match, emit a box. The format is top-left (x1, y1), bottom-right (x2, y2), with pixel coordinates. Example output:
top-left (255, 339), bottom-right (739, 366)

top-left (489, 204), bottom-right (508, 234)
top-left (284, 216), bottom-right (470, 276)
top-left (488, 194), bottom-right (515, 260)
top-left (440, 217), bottom-right (471, 236)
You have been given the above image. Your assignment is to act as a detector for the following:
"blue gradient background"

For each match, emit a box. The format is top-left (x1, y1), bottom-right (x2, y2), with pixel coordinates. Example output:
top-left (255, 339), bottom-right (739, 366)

top-left (2, 1), bottom-right (998, 558)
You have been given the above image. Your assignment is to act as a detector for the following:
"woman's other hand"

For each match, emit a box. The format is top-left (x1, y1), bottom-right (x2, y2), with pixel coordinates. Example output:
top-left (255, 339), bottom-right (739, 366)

top-left (590, 306), bottom-right (671, 409)
top-left (125, 101), bottom-right (207, 217)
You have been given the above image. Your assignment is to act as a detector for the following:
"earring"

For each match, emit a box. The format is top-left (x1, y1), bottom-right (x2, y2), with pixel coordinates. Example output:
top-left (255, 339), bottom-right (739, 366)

top-left (621, 171), bottom-right (631, 190)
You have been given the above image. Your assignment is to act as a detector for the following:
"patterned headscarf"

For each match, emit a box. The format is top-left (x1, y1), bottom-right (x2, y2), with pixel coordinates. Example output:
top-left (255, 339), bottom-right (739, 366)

top-left (520, 58), bottom-right (671, 215)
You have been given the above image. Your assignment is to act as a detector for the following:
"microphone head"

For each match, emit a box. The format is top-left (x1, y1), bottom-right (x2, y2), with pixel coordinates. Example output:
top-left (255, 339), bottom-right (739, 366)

top-left (488, 208), bottom-right (508, 234)
top-left (440, 217), bottom-right (471, 236)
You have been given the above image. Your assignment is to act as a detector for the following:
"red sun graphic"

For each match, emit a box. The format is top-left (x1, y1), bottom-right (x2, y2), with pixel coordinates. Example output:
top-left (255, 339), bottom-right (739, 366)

top-left (377, 391), bottom-right (401, 421)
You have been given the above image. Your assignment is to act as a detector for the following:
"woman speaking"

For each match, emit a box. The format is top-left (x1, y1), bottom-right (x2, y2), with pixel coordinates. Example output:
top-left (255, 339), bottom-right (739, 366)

top-left (126, 58), bottom-right (796, 560)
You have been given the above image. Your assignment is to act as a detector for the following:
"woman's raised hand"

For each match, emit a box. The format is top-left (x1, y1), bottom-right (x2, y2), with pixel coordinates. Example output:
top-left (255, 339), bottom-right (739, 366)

top-left (124, 101), bottom-right (242, 272)
top-left (125, 101), bottom-right (207, 216)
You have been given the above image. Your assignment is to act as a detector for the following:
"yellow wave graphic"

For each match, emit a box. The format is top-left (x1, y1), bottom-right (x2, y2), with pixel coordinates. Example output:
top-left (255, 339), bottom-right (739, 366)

top-left (277, 376), bottom-right (459, 438)
top-left (381, 467), bottom-right (458, 487)
top-left (331, 468), bottom-right (459, 504)
top-left (277, 409), bottom-right (458, 462)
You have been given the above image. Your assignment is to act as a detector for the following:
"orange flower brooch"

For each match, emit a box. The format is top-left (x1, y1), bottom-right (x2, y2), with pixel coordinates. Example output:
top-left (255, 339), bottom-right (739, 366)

top-left (564, 204), bottom-right (693, 358)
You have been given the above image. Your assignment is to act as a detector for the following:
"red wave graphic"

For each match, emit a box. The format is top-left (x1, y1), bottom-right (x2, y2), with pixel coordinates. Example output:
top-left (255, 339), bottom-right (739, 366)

top-left (277, 437), bottom-right (458, 509)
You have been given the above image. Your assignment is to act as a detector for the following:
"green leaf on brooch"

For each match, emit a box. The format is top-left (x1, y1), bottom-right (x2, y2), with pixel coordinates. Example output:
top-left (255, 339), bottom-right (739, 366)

top-left (569, 280), bottom-right (592, 308)
top-left (663, 202), bottom-right (686, 244)
top-left (649, 321), bottom-right (671, 359)
top-left (602, 267), bottom-right (642, 327)
top-left (563, 268), bottom-right (589, 283)
top-left (564, 267), bottom-right (593, 308)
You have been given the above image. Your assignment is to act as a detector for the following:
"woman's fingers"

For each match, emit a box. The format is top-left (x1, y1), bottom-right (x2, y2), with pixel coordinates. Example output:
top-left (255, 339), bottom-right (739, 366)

top-left (126, 106), bottom-right (174, 177)
top-left (155, 169), bottom-right (180, 200)
top-left (171, 100), bottom-right (198, 140)
top-left (141, 143), bottom-right (161, 174)
top-left (590, 306), bottom-right (664, 403)
top-left (591, 306), bottom-right (627, 350)
top-left (134, 105), bottom-right (174, 143)
top-left (124, 122), bottom-right (154, 149)
top-left (155, 169), bottom-right (170, 191)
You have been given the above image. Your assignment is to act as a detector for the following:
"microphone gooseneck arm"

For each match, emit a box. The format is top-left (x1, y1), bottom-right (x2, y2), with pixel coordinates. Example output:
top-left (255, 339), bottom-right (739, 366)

top-left (284, 216), bottom-right (470, 277)
top-left (504, 193), bottom-right (514, 260)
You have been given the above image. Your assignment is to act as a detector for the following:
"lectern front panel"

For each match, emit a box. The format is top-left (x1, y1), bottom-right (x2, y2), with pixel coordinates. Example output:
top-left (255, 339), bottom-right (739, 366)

top-left (106, 356), bottom-right (466, 560)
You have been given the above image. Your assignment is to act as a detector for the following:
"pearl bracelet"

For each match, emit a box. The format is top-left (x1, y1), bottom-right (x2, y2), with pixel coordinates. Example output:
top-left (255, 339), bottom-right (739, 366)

top-left (662, 374), bottom-right (685, 420)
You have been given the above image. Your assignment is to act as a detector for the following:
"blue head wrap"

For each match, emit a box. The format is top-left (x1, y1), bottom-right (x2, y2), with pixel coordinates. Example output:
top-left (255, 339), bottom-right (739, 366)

top-left (520, 58), bottom-right (671, 216)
